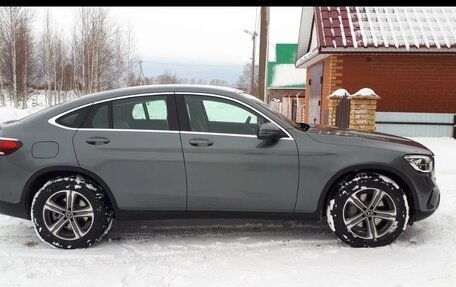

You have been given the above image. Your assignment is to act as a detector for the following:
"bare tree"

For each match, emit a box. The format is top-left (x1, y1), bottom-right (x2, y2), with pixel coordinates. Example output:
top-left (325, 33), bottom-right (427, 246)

top-left (0, 7), bottom-right (35, 108)
top-left (145, 71), bottom-right (232, 87)
top-left (236, 63), bottom-right (258, 96)
top-left (209, 79), bottom-right (230, 87)
top-left (125, 23), bottom-right (137, 87)
top-left (0, 22), bottom-right (5, 107)
top-left (38, 9), bottom-right (53, 106)
top-left (71, 7), bottom-right (137, 94)
top-left (150, 70), bottom-right (180, 84)
top-left (37, 10), bottom-right (70, 107)
top-left (0, 7), bottom-right (136, 108)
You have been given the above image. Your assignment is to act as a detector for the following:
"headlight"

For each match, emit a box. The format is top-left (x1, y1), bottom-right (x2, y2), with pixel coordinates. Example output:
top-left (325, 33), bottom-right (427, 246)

top-left (404, 155), bottom-right (433, 173)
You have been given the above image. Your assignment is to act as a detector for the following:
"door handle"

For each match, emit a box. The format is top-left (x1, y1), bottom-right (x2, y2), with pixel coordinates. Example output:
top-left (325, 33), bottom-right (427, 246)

top-left (86, 137), bottom-right (110, 145)
top-left (189, 138), bottom-right (213, 147)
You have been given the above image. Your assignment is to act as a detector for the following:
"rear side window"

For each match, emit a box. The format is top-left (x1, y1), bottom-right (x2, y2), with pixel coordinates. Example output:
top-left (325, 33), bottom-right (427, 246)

top-left (82, 103), bottom-right (111, 129)
top-left (80, 95), bottom-right (174, 130)
top-left (112, 96), bottom-right (169, 130)
top-left (55, 107), bottom-right (90, 128)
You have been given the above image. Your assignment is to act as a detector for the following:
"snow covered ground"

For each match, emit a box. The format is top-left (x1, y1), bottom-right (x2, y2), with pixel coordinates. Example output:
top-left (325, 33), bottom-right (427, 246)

top-left (0, 107), bottom-right (455, 286)
top-left (0, 93), bottom-right (48, 123)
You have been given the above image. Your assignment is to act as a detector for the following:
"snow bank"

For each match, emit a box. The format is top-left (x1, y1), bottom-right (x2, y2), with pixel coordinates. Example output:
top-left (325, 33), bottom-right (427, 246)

top-left (0, 92), bottom-right (47, 124)
top-left (0, 107), bottom-right (32, 123)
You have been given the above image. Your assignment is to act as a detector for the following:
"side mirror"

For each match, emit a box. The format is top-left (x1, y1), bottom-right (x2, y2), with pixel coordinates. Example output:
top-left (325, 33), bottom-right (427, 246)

top-left (257, 122), bottom-right (287, 140)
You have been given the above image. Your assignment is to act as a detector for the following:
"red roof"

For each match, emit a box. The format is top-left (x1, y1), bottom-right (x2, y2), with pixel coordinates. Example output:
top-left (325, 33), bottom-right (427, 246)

top-left (297, 7), bottom-right (456, 66)
top-left (316, 7), bottom-right (352, 49)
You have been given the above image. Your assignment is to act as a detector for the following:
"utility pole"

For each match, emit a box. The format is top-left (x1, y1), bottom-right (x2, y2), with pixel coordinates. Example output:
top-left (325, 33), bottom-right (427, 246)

top-left (244, 29), bottom-right (258, 95)
top-left (258, 6), bottom-right (269, 102)
top-left (138, 60), bottom-right (145, 86)
top-left (250, 32), bottom-right (258, 96)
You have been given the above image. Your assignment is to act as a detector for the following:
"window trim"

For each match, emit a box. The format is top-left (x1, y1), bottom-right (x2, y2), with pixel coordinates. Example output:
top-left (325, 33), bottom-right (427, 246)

top-left (176, 92), bottom-right (294, 140)
top-left (48, 91), bottom-right (293, 140)
top-left (180, 131), bottom-right (258, 138)
top-left (48, 102), bottom-right (94, 130)
top-left (48, 92), bottom-right (177, 132)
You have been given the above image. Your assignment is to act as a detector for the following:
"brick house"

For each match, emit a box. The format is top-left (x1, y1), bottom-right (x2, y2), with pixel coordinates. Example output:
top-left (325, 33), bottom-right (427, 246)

top-left (295, 7), bottom-right (456, 124)
top-left (267, 44), bottom-right (306, 121)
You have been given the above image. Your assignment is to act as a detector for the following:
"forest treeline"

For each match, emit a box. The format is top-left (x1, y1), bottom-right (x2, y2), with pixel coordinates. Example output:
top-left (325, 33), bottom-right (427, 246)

top-left (0, 7), bottom-right (254, 109)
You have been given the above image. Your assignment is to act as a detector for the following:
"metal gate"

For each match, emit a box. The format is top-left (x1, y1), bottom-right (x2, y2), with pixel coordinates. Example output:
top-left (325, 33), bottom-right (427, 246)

top-left (335, 95), bottom-right (350, 128)
top-left (309, 63), bottom-right (323, 124)
top-left (291, 99), bottom-right (297, 121)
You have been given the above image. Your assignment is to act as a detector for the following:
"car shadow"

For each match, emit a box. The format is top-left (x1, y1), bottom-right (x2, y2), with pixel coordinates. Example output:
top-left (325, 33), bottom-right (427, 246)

top-left (0, 216), bottom-right (426, 249)
top-left (105, 219), bottom-right (343, 246)
top-left (104, 218), bottom-right (426, 247)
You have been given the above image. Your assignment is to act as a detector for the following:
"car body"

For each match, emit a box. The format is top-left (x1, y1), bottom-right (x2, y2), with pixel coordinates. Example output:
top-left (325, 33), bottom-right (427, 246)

top-left (0, 85), bottom-right (440, 248)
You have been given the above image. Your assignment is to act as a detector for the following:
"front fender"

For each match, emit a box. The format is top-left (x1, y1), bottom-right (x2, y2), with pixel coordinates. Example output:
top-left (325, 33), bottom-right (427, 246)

top-left (314, 163), bottom-right (418, 219)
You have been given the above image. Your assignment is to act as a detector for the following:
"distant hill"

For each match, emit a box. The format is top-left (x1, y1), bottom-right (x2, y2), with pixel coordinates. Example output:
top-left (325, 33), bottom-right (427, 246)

top-left (141, 61), bottom-right (243, 85)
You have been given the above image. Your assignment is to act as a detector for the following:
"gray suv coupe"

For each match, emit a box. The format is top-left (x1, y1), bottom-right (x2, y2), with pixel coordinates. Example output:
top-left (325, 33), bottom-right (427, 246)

top-left (0, 85), bottom-right (440, 249)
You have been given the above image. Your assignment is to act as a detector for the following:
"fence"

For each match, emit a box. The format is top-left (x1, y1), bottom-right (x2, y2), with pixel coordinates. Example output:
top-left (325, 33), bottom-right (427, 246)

top-left (269, 97), bottom-right (304, 122)
top-left (375, 112), bottom-right (456, 138)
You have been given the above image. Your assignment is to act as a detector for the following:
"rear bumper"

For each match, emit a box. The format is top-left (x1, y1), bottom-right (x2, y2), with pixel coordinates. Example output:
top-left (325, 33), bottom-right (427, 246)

top-left (0, 200), bottom-right (28, 220)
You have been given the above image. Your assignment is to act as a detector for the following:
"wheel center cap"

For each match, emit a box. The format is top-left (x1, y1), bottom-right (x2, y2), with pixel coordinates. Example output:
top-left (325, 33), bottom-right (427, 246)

top-left (65, 211), bottom-right (74, 219)
top-left (365, 210), bottom-right (374, 217)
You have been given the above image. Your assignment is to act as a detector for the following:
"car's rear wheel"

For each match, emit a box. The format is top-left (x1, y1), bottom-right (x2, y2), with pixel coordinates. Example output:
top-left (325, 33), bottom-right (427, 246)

top-left (31, 176), bottom-right (113, 249)
top-left (326, 172), bottom-right (409, 247)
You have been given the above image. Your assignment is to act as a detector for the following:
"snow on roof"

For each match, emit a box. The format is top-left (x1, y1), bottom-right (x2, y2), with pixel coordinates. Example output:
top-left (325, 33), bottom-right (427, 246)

top-left (296, 7), bottom-right (456, 67)
top-left (329, 7), bottom-right (456, 50)
top-left (269, 64), bottom-right (306, 88)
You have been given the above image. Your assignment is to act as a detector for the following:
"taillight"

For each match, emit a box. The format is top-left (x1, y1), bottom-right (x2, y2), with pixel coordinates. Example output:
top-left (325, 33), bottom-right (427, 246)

top-left (0, 137), bottom-right (23, 156)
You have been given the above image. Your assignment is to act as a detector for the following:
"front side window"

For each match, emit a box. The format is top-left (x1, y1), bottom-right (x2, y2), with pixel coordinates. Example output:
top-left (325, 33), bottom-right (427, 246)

top-left (241, 92), bottom-right (304, 130)
top-left (184, 95), bottom-right (268, 135)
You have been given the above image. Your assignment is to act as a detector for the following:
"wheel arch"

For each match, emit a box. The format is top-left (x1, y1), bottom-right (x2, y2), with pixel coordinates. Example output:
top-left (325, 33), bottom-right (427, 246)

top-left (318, 164), bottom-right (418, 223)
top-left (22, 166), bottom-right (119, 220)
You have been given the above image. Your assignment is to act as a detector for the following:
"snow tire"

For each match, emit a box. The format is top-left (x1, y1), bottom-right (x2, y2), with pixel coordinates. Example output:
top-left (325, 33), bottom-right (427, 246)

top-left (326, 172), bottom-right (409, 247)
top-left (31, 176), bottom-right (113, 249)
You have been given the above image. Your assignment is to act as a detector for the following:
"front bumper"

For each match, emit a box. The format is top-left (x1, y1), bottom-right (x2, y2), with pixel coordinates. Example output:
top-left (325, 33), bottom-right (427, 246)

top-left (410, 171), bottom-right (440, 222)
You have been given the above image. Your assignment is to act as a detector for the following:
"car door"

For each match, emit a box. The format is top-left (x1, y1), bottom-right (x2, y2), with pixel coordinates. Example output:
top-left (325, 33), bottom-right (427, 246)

top-left (73, 94), bottom-right (187, 211)
top-left (177, 93), bottom-right (299, 212)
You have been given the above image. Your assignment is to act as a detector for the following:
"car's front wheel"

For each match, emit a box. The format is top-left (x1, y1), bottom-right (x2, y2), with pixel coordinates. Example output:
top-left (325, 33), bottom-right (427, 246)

top-left (326, 172), bottom-right (409, 247)
top-left (31, 176), bottom-right (113, 249)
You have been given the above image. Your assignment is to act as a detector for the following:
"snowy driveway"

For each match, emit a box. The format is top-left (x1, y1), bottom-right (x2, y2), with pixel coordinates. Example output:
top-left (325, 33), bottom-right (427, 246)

top-left (1, 138), bottom-right (455, 287)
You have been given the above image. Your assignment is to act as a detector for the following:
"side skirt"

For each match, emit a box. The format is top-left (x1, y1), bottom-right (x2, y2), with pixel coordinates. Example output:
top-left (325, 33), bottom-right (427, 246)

top-left (115, 210), bottom-right (321, 222)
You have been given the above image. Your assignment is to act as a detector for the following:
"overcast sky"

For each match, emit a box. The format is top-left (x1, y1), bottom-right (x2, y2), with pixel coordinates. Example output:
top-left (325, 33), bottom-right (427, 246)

top-left (33, 7), bottom-right (302, 83)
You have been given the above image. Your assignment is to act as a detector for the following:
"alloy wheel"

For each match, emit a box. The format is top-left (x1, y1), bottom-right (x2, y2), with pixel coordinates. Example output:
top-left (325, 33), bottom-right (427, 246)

top-left (342, 188), bottom-right (397, 240)
top-left (42, 190), bottom-right (94, 240)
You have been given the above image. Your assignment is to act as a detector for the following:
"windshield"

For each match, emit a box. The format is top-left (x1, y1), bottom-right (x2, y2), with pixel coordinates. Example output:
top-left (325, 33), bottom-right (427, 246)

top-left (240, 93), bottom-right (305, 131)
